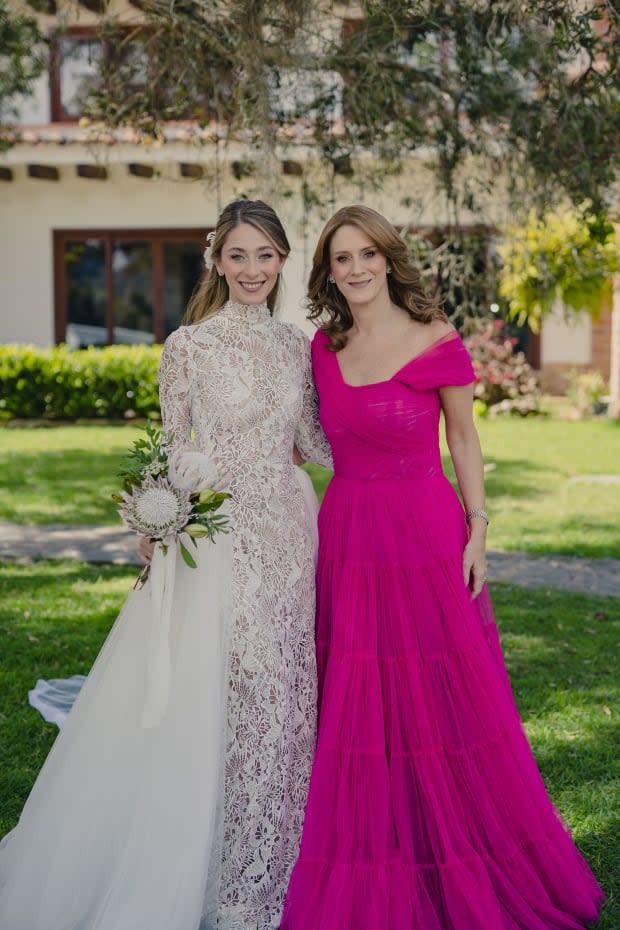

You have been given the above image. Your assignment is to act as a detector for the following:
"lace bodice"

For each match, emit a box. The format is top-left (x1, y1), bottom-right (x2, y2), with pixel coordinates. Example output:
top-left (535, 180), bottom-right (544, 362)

top-left (159, 300), bottom-right (332, 478)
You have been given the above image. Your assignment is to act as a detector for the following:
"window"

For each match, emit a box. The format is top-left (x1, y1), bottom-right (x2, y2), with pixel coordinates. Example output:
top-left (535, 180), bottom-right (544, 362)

top-left (54, 230), bottom-right (205, 346)
top-left (50, 26), bottom-right (231, 123)
top-left (50, 27), bottom-right (158, 122)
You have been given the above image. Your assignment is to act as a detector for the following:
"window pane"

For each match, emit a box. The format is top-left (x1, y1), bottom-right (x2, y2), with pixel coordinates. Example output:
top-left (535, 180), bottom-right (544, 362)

top-left (163, 241), bottom-right (203, 336)
top-left (64, 239), bottom-right (106, 348)
top-left (112, 241), bottom-right (155, 344)
top-left (59, 37), bottom-right (103, 119)
top-left (107, 32), bottom-right (152, 98)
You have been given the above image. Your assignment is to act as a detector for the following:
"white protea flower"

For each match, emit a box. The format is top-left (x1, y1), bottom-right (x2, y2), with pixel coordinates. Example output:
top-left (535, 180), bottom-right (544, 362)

top-left (119, 475), bottom-right (192, 540)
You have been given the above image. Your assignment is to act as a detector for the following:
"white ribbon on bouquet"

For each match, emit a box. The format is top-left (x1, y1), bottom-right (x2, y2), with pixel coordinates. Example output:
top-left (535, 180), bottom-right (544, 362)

top-left (141, 540), bottom-right (179, 729)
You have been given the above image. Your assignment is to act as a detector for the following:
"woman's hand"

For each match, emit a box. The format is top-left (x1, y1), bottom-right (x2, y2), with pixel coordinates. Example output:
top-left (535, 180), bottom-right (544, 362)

top-left (137, 537), bottom-right (155, 566)
top-left (463, 531), bottom-right (487, 599)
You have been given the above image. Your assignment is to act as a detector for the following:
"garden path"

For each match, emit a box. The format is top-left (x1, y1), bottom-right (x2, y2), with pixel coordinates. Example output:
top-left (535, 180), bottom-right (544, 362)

top-left (0, 521), bottom-right (618, 597)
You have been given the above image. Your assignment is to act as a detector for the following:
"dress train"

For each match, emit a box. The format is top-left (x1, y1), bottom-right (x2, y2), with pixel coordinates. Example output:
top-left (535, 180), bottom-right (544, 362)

top-left (0, 533), bottom-right (233, 930)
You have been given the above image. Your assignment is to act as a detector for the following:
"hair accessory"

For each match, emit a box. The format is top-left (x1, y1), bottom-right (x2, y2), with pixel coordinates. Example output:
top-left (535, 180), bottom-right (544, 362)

top-left (465, 508), bottom-right (489, 525)
top-left (328, 274), bottom-right (336, 284)
top-left (203, 231), bottom-right (216, 270)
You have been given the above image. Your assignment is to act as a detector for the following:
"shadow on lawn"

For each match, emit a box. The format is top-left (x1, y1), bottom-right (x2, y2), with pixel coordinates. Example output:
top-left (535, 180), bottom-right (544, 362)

top-left (442, 456), bottom-right (550, 503)
top-left (1, 447), bottom-right (128, 524)
top-left (513, 514), bottom-right (620, 561)
top-left (579, 816), bottom-right (620, 930)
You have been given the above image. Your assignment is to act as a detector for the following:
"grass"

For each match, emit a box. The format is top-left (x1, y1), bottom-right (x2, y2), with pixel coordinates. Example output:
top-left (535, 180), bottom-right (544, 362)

top-left (0, 561), bottom-right (617, 927)
top-left (1, 417), bottom-right (619, 558)
top-left (0, 423), bottom-right (143, 526)
top-left (451, 418), bottom-right (620, 560)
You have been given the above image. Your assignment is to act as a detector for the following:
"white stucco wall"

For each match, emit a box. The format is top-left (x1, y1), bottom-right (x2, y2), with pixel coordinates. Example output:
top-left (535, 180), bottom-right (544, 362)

top-left (0, 152), bottom-right (313, 345)
top-left (1, 144), bottom-right (598, 371)
top-left (540, 305), bottom-right (593, 366)
top-left (0, 144), bottom-right (504, 346)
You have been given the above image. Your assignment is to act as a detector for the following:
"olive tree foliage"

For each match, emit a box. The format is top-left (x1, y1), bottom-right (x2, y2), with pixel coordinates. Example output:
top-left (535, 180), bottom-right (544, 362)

top-left (0, 0), bottom-right (46, 140)
top-left (82, 0), bottom-right (620, 213)
top-left (322, 0), bottom-right (620, 217)
top-left (73, 0), bottom-right (619, 322)
top-left (81, 0), bottom-right (314, 139)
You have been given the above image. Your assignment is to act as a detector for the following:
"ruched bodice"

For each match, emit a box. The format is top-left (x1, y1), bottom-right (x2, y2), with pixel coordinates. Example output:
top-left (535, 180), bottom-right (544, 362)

top-left (313, 330), bottom-right (473, 480)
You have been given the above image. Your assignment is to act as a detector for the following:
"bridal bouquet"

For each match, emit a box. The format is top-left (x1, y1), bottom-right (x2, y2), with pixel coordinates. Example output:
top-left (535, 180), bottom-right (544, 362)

top-left (114, 423), bottom-right (230, 585)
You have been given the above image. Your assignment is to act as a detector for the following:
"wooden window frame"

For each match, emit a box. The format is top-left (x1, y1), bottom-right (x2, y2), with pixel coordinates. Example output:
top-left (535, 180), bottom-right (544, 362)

top-left (50, 25), bottom-right (157, 124)
top-left (54, 228), bottom-right (207, 345)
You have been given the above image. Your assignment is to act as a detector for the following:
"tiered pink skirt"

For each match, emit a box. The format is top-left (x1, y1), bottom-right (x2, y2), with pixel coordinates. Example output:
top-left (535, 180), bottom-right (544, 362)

top-left (282, 475), bottom-right (603, 930)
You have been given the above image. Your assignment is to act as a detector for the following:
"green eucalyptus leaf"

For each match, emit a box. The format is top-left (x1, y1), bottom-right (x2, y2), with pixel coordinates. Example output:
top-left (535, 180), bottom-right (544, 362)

top-left (179, 540), bottom-right (197, 569)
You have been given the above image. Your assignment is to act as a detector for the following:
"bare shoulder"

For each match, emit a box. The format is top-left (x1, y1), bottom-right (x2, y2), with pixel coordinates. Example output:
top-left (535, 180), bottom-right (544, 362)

top-left (424, 318), bottom-right (456, 342)
top-left (404, 317), bottom-right (455, 353)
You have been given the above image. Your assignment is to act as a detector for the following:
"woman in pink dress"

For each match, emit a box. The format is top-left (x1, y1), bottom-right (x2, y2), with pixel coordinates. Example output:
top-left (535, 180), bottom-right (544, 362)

top-left (282, 205), bottom-right (603, 930)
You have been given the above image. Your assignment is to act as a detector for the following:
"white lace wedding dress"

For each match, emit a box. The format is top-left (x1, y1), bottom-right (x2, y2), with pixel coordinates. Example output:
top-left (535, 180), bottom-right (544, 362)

top-left (0, 300), bottom-right (332, 930)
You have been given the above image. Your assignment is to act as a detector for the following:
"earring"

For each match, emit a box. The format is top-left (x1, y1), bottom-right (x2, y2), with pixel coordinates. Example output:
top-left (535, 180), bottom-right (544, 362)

top-left (386, 266), bottom-right (392, 275)
top-left (328, 275), bottom-right (335, 284)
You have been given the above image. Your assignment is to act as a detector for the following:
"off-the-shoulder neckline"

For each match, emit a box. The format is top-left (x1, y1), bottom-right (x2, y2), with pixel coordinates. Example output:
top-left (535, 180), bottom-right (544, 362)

top-left (326, 329), bottom-right (460, 388)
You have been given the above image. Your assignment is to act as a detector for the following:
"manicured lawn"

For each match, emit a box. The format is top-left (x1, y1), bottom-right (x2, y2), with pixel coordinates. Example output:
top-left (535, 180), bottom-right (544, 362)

top-left (454, 418), bottom-right (620, 560)
top-left (0, 423), bottom-right (143, 526)
top-left (1, 418), bottom-right (619, 557)
top-left (0, 561), bottom-right (617, 926)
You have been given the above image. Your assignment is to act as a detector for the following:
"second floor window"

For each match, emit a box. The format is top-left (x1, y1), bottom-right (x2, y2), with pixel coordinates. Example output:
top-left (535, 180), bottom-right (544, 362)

top-left (50, 26), bottom-right (233, 124)
top-left (51, 28), bottom-right (153, 122)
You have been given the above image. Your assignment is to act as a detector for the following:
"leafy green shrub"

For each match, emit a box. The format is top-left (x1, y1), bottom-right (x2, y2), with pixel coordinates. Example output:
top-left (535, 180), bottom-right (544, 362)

top-left (465, 319), bottom-right (542, 417)
top-left (498, 203), bottom-right (620, 331)
top-left (0, 344), bottom-right (162, 420)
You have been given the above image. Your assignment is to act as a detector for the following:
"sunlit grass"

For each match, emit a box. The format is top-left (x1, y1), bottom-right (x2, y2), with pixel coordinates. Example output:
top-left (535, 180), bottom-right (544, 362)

top-left (1, 417), bottom-right (620, 557)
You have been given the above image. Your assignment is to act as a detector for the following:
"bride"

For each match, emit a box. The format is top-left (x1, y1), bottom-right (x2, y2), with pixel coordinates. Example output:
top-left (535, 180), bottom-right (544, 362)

top-left (0, 199), bottom-right (332, 930)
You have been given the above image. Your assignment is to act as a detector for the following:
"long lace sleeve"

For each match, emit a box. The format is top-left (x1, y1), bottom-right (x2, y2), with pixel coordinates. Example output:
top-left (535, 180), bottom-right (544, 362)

top-left (158, 328), bottom-right (193, 451)
top-left (293, 329), bottom-right (333, 470)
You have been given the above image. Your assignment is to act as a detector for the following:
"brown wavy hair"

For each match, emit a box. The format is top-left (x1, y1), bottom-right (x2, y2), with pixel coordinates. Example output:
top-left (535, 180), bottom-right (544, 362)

top-left (183, 199), bottom-right (290, 324)
top-left (308, 204), bottom-right (447, 350)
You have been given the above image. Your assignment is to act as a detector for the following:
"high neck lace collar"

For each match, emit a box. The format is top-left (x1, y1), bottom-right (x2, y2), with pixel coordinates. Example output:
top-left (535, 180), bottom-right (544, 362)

top-left (219, 299), bottom-right (271, 323)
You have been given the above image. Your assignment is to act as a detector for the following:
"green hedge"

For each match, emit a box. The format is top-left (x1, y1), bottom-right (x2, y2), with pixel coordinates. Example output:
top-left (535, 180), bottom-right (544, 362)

top-left (0, 344), bottom-right (162, 420)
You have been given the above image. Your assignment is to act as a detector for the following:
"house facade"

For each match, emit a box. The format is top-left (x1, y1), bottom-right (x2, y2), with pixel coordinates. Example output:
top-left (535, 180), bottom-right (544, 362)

top-left (0, 0), bottom-right (617, 400)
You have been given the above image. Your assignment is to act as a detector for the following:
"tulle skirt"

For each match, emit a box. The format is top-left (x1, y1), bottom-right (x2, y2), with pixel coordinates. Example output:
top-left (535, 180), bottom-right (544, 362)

top-left (0, 532), bottom-right (234, 930)
top-left (283, 475), bottom-right (604, 930)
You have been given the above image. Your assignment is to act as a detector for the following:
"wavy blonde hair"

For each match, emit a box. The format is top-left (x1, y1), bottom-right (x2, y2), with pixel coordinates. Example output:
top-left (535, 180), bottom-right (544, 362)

top-left (308, 204), bottom-right (447, 350)
top-left (183, 200), bottom-right (291, 324)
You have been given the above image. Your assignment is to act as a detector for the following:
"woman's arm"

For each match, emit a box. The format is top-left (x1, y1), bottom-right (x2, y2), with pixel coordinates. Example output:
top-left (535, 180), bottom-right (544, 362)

top-left (138, 331), bottom-right (194, 567)
top-left (439, 382), bottom-right (488, 598)
top-left (294, 332), bottom-right (333, 470)
top-left (159, 330), bottom-right (193, 451)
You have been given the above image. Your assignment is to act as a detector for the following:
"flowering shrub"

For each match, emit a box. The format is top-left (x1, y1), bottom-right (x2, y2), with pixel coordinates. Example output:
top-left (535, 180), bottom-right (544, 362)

top-left (0, 344), bottom-right (161, 420)
top-left (465, 319), bottom-right (541, 417)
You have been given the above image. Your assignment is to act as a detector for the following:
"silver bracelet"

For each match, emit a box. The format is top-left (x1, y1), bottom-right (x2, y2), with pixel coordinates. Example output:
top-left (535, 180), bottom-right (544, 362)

top-left (465, 508), bottom-right (489, 525)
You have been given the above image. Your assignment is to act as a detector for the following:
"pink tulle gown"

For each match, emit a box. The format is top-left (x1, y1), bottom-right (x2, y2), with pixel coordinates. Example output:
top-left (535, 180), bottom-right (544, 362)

top-left (282, 329), bottom-right (603, 930)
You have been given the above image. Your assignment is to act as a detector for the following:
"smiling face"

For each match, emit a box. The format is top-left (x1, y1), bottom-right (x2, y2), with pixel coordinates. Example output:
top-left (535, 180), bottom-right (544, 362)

top-left (215, 222), bottom-right (285, 306)
top-left (329, 223), bottom-right (390, 308)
